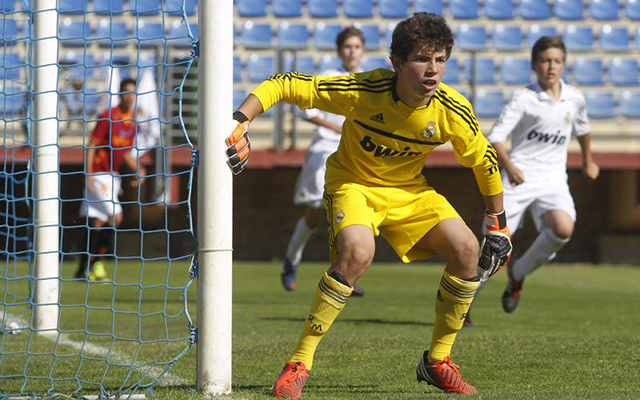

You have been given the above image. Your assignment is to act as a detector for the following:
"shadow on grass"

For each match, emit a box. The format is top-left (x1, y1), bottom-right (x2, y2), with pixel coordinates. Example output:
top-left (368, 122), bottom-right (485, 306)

top-left (263, 317), bottom-right (432, 326)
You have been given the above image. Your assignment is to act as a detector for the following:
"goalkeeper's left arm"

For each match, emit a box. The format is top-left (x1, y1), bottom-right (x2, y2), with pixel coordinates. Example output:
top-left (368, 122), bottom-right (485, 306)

top-left (225, 94), bottom-right (264, 174)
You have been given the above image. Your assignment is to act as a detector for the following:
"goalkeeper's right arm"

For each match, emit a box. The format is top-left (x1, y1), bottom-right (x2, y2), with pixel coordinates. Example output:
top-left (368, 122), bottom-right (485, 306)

top-left (225, 94), bottom-right (264, 174)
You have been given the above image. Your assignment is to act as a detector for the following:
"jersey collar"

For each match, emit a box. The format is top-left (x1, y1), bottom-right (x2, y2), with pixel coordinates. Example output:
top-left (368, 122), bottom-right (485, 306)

top-left (533, 79), bottom-right (567, 102)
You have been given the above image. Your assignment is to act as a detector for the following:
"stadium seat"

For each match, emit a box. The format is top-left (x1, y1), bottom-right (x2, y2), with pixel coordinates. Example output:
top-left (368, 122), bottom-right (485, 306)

top-left (442, 58), bottom-right (462, 85)
top-left (385, 22), bottom-right (397, 47)
top-left (134, 0), bottom-right (161, 15)
top-left (136, 21), bottom-right (165, 49)
top-left (474, 90), bottom-right (506, 118)
top-left (61, 51), bottom-right (97, 80)
top-left (609, 58), bottom-right (640, 86)
top-left (361, 56), bottom-right (389, 71)
top-left (485, 0), bottom-right (515, 19)
top-left (501, 57), bottom-right (533, 85)
top-left (0, 52), bottom-right (24, 80)
top-left (520, 0), bottom-right (552, 20)
top-left (572, 58), bottom-right (605, 85)
top-left (0, 91), bottom-right (27, 115)
top-left (138, 52), bottom-right (157, 67)
top-left (318, 54), bottom-right (342, 71)
top-left (527, 25), bottom-right (556, 47)
top-left (343, 0), bottom-right (373, 18)
top-left (100, 52), bottom-right (131, 66)
top-left (379, 0), bottom-right (409, 18)
top-left (59, 18), bottom-right (91, 47)
top-left (308, 0), bottom-right (338, 17)
top-left (413, 0), bottom-right (444, 16)
top-left (625, 0), bottom-right (640, 20)
top-left (234, 56), bottom-right (242, 82)
top-left (466, 58), bottom-right (497, 85)
top-left (493, 25), bottom-right (523, 51)
top-left (96, 20), bottom-right (129, 49)
top-left (584, 91), bottom-right (615, 119)
top-left (600, 25), bottom-right (630, 52)
top-left (554, 0), bottom-right (584, 20)
top-left (277, 22), bottom-right (309, 50)
top-left (283, 55), bottom-right (316, 74)
top-left (456, 24), bottom-right (487, 50)
top-left (273, 0), bottom-right (303, 17)
top-left (236, 0), bottom-right (267, 17)
top-left (590, 0), bottom-right (619, 20)
top-left (450, 0), bottom-right (479, 19)
top-left (247, 54), bottom-right (274, 82)
top-left (563, 25), bottom-right (594, 51)
top-left (620, 90), bottom-right (640, 118)
top-left (0, 19), bottom-right (20, 43)
top-left (241, 21), bottom-right (273, 49)
top-left (233, 89), bottom-right (247, 110)
top-left (165, 0), bottom-right (197, 16)
top-left (168, 20), bottom-right (198, 49)
top-left (94, 0), bottom-right (125, 14)
top-left (313, 23), bottom-right (342, 50)
top-left (356, 24), bottom-right (381, 50)
top-left (58, 0), bottom-right (88, 14)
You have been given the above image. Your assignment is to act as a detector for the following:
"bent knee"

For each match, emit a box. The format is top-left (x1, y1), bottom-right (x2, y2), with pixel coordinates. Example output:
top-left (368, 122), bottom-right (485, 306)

top-left (340, 244), bottom-right (374, 268)
top-left (550, 223), bottom-right (573, 240)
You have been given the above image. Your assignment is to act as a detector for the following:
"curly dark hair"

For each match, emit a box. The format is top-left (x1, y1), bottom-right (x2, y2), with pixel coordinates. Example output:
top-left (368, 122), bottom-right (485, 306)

top-left (531, 36), bottom-right (566, 64)
top-left (390, 12), bottom-right (454, 63)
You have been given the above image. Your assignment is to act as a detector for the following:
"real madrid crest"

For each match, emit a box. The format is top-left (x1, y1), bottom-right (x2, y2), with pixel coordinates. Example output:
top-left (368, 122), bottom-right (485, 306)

top-left (564, 112), bottom-right (571, 124)
top-left (422, 121), bottom-right (437, 138)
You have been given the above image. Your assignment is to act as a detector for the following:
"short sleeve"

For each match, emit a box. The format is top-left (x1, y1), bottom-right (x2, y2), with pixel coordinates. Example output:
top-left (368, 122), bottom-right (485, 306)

top-left (486, 91), bottom-right (525, 144)
top-left (572, 92), bottom-right (590, 137)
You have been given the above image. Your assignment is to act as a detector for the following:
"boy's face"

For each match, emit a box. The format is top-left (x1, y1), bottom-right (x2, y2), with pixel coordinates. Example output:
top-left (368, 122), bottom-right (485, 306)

top-left (119, 83), bottom-right (136, 113)
top-left (338, 36), bottom-right (365, 73)
top-left (391, 46), bottom-right (447, 107)
top-left (532, 47), bottom-right (565, 89)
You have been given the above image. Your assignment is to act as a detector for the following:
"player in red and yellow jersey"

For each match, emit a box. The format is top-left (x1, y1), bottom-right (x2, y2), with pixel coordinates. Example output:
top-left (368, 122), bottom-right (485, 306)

top-left (227, 14), bottom-right (512, 397)
top-left (76, 78), bottom-right (146, 281)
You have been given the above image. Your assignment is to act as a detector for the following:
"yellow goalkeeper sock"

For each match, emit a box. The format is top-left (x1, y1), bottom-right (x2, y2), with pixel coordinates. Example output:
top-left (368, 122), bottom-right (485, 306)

top-left (290, 272), bottom-right (352, 369)
top-left (428, 271), bottom-right (479, 362)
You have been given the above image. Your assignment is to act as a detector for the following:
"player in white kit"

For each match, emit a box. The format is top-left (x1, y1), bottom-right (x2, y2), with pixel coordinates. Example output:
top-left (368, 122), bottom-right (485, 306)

top-left (481, 36), bottom-right (600, 315)
top-left (281, 27), bottom-right (366, 295)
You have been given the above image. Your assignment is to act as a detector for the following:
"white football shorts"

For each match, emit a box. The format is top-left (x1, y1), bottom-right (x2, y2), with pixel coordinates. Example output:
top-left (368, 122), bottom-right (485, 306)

top-left (293, 137), bottom-right (339, 209)
top-left (502, 171), bottom-right (576, 234)
top-left (80, 173), bottom-right (123, 222)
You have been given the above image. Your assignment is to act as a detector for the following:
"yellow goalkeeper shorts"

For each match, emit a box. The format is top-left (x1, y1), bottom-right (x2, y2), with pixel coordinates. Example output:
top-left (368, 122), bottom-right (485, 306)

top-left (323, 181), bottom-right (461, 264)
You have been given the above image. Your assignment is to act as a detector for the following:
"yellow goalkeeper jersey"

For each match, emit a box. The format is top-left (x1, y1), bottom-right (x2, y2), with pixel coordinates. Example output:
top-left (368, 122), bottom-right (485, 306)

top-left (251, 68), bottom-right (502, 196)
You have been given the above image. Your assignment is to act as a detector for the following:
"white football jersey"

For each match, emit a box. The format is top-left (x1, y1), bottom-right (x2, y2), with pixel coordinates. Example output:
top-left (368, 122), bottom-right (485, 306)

top-left (486, 80), bottom-right (590, 179)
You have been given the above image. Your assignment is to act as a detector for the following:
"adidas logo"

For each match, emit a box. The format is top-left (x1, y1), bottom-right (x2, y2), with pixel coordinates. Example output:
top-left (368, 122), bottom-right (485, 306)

top-left (369, 113), bottom-right (385, 123)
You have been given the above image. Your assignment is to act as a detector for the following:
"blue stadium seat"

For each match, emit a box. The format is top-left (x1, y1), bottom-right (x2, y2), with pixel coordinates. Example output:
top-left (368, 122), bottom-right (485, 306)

top-left (554, 0), bottom-right (584, 20)
top-left (361, 56), bottom-right (389, 71)
top-left (94, 0), bottom-right (125, 14)
top-left (584, 91), bottom-right (615, 119)
top-left (165, 0), bottom-right (197, 16)
top-left (236, 0), bottom-right (267, 17)
top-left (137, 21), bottom-right (165, 49)
top-left (450, 0), bottom-right (479, 19)
top-left (625, 0), bottom-right (640, 20)
top-left (168, 20), bottom-right (198, 49)
top-left (313, 23), bottom-right (342, 50)
top-left (0, 19), bottom-right (20, 43)
top-left (379, 0), bottom-right (409, 18)
top-left (501, 57), bottom-right (533, 85)
top-left (138, 52), bottom-right (157, 67)
top-left (493, 25), bottom-right (523, 51)
top-left (233, 89), bottom-right (247, 110)
top-left (466, 58), bottom-right (497, 85)
top-left (234, 56), bottom-right (242, 82)
top-left (308, 0), bottom-right (338, 17)
top-left (485, 0), bottom-right (515, 19)
top-left (385, 22), bottom-right (397, 47)
top-left (318, 54), bottom-right (342, 71)
top-left (527, 25), bottom-right (556, 47)
top-left (100, 52), bottom-right (131, 66)
top-left (443, 58), bottom-right (462, 85)
top-left (600, 25), bottom-right (630, 52)
top-left (413, 0), bottom-right (444, 16)
top-left (247, 54), bottom-right (274, 82)
top-left (58, 0), bottom-right (88, 14)
top-left (96, 20), bottom-right (129, 48)
top-left (0, 52), bottom-right (24, 80)
top-left (0, 90), bottom-right (27, 115)
top-left (609, 58), bottom-right (640, 86)
top-left (344, 0), bottom-right (373, 18)
top-left (590, 0), bottom-right (619, 20)
top-left (273, 0), bottom-right (303, 17)
top-left (620, 91), bottom-right (640, 118)
top-left (277, 22), bottom-right (309, 49)
top-left (520, 0), bottom-right (552, 20)
top-left (242, 21), bottom-right (273, 49)
top-left (563, 25), bottom-right (594, 51)
top-left (134, 0), bottom-right (161, 15)
top-left (357, 24), bottom-right (381, 50)
top-left (572, 58), bottom-right (605, 85)
top-left (283, 55), bottom-right (316, 74)
top-left (457, 24), bottom-right (487, 50)
top-left (61, 51), bottom-right (97, 79)
top-left (474, 90), bottom-right (506, 118)
top-left (59, 18), bottom-right (91, 47)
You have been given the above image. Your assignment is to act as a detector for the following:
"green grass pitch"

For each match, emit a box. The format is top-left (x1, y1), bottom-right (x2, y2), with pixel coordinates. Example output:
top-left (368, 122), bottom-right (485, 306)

top-left (2, 260), bottom-right (639, 399)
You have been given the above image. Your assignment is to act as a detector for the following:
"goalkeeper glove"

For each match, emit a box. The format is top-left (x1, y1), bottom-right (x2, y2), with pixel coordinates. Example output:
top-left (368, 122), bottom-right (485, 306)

top-left (225, 111), bottom-right (251, 175)
top-left (478, 210), bottom-right (512, 280)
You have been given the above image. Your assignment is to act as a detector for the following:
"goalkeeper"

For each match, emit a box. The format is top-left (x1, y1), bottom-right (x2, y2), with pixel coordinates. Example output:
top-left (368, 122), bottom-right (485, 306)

top-left (227, 13), bottom-right (511, 397)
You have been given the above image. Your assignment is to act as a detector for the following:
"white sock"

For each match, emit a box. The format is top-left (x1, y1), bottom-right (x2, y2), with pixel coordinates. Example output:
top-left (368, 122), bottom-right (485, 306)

top-left (285, 216), bottom-right (317, 266)
top-left (512, 228), bottom-right (570, 281)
